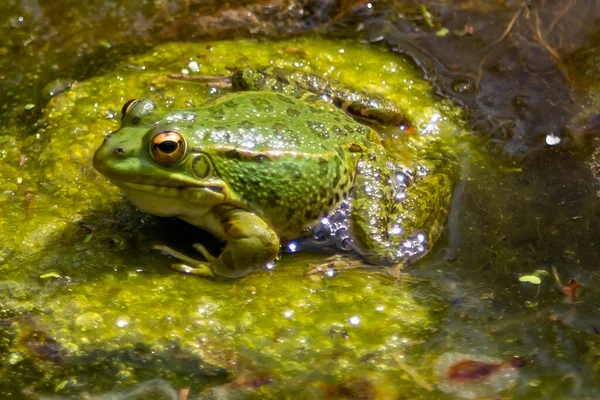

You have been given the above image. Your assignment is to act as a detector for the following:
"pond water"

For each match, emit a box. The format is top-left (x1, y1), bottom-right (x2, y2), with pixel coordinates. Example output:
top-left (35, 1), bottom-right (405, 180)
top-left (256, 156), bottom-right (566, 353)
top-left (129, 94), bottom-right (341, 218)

top-left (1, 1), bottom-right (599, 399)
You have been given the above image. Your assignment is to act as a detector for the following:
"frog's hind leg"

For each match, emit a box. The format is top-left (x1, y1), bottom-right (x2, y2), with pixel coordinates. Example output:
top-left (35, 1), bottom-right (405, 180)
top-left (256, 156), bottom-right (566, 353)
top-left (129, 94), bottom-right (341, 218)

top-left (349, 154), bottom-right (455, 267)
top-left (231, 67), bottom-right (407, 127)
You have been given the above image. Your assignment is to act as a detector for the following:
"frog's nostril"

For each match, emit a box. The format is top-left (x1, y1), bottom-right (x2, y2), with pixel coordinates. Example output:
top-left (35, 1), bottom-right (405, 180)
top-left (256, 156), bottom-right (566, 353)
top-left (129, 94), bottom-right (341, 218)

top-left (115, 148), bottom-right (126, 155)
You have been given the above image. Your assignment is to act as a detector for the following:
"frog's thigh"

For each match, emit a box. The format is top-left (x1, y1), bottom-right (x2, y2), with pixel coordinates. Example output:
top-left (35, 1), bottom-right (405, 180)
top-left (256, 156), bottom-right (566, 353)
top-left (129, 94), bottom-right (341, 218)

top-left (212, 209), bottom-right (280, 278)
top-left (350, 157), bottom-right (454, 265)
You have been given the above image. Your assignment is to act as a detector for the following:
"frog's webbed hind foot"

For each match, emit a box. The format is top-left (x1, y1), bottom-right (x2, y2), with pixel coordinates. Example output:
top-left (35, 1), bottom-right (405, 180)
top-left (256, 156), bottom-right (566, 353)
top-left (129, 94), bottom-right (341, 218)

top-left (305, 255), bottom-right (367, 277)
top-left (306, 254), bottom-right (413, 281)
top-left (152, 244), bottom-right (215, 277)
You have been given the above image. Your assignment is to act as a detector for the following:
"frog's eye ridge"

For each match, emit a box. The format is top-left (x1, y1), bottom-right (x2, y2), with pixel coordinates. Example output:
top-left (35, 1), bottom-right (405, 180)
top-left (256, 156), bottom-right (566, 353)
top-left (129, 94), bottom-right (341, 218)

top-left (150, 131), bottom-right (186, 165)
top-left (121, 99), bottom-right (140, 119)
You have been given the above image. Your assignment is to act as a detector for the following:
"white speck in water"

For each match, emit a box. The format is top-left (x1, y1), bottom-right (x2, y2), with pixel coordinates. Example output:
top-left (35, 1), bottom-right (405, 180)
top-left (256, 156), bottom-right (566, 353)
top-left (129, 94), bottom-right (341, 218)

top-left (339, 48), bottom-right (345, 54)
top-left (545, 133), bottom-right (561, 146)
top-left (287, 242), bottom-right (298, 253)
top-left (265, 261), bottom-right (275, 270)
top-left (116, 318), bottom-right (129, 328)
top-left (376, 305), bottom-right (385, 311)
top-left (391, 225), bottom-right (402, 235)
top-left (349, 315), bottom-right (361, 326)
top-left (188, 61), bottom-right (200, 72)
top-left (367, 2), bottom-right (373, 9)
top-left (283, 310), bottom-right (294, 318)
top-left (326, 269), bottom-right (336, 277)
top-left (180, 68), bottom-right (190, 75)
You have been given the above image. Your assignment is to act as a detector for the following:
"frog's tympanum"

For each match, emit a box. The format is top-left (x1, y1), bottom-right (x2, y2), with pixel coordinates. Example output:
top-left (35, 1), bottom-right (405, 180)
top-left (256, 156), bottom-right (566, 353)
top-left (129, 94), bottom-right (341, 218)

top-left (93, 68), bottom-right (455, 277)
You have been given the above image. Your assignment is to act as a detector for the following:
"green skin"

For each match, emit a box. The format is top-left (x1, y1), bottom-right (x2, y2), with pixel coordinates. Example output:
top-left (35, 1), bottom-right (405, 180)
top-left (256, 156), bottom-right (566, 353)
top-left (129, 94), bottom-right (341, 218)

top-left (93, 68), bottom-right (454, 278)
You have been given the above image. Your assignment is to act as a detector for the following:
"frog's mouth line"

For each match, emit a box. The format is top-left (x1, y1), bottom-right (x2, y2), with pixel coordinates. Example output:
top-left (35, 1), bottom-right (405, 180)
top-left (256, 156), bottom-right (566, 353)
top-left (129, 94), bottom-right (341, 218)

top-left (108, 179), bottom-right (230, 207)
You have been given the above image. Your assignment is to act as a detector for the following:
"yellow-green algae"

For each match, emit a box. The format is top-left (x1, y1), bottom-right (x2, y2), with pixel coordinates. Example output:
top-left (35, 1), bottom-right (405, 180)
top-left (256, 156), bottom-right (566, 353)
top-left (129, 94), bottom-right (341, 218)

top-left (0, 38), bottom-right (465, 398)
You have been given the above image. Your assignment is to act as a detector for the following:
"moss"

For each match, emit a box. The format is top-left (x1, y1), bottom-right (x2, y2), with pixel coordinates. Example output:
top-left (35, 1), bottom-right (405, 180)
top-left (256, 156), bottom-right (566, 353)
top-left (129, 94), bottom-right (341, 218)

top-left (0, 39), bottom-right (464, 398)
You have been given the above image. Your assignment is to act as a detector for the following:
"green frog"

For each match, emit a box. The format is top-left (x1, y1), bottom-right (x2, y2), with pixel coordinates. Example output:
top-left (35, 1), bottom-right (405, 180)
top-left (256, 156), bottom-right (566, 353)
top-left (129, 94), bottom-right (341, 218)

top-left (93, 67), bottom-right (455, 278)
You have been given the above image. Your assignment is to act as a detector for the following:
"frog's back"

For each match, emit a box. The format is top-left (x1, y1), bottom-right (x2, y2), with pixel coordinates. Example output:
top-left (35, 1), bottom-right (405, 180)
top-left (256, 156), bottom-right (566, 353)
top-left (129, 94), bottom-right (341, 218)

top-left (184, 92), bottom-right (372, 237)
top-left (189, 91), bottom-right (371, 151)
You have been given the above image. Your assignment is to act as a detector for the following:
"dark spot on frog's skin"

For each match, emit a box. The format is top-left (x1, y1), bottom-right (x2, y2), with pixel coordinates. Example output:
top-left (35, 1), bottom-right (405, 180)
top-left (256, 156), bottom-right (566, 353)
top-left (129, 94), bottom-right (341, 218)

top-left (131, 116), bottom-right (141, 125)
top-left (272, 123), bottom-right (287, 133)
top-left (305, 210), bottom-right (319, 221)
top-left (251, 97), bottom-right (274, 113)
top-left (349, 144), bottom-right (362, 153)
top-left (334, 193), bottom-right (340, 203)
top-left (308, 105), bottom-right (326, 114)
top-left (222, 99), bottom-right (239, 109)
top-left (115, 148), bottom-right (126, 155)
top-left (286, 107), bottom-right (301, 117)
top-left (276, 94), bottom-right (296, 104)
top-left (208, 107), bottom-right (225, 120)
top-left (225, 149), bottom-right (243, 159)
top-left (254, 154), bottom-right (268, 162)
top-left (328, 197), bottom-right (335, 207)
top-left (238, 120), bottom-right (256, 131)
top-left (286, 209), bottom-right (296, 222)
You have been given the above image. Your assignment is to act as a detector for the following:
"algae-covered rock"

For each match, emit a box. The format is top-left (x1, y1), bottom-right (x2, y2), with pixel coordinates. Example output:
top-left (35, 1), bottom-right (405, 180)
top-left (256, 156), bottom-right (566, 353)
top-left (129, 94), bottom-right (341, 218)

top-left (0, 39), bottom-right (465, 398)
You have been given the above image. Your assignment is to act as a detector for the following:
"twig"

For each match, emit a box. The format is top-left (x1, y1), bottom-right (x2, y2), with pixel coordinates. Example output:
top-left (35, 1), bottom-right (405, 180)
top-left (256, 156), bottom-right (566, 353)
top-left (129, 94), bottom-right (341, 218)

top-left (393, 353), bottom-right (434, 391)
top-left (547, 0), bottom-right (575, 33)
top-left (476, 6), bottom-right (524, 83)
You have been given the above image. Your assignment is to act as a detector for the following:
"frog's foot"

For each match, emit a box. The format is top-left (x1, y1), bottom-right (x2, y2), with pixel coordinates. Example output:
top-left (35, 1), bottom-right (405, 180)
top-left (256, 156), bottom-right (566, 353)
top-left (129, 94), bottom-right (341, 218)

top-left (152, 244), bottom-right (215, 277)
top-left (305, 254), bottom-right (364, 276)
top-left (306, 254), bottom-right (408, 280)
top-left (167, 73), bottom-right (233, 88)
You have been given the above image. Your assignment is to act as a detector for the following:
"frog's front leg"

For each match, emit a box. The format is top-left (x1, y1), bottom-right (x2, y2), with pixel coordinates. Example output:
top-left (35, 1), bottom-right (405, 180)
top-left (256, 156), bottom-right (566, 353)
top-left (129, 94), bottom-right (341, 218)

top-left (157, 209), bottom-right (280, 278)
top-left (350, 152), bottom-right (455, 267)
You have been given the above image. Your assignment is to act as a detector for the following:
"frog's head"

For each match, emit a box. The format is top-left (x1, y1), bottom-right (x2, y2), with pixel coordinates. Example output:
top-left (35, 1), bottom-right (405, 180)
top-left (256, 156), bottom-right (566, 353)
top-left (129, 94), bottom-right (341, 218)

top-left (93, 99), bottom-right (232, 215)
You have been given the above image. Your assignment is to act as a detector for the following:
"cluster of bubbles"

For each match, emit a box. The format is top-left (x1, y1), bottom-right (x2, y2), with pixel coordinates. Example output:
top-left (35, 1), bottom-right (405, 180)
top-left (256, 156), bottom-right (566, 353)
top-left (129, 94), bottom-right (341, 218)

top-left (310, 199), bottom-right (354, 251)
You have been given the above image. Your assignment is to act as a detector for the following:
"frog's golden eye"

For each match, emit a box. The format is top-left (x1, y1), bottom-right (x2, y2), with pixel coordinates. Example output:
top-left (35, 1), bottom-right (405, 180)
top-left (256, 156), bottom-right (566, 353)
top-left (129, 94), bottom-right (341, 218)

top-left (150, 131), bottom-right (186, 165)
top-left (121, 99), bottom-right (140, 120)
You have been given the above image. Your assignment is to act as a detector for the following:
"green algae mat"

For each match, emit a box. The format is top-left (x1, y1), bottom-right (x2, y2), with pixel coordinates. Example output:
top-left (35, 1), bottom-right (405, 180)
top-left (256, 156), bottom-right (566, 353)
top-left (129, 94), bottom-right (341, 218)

top-left (1, 38), bottom-right (577, 399)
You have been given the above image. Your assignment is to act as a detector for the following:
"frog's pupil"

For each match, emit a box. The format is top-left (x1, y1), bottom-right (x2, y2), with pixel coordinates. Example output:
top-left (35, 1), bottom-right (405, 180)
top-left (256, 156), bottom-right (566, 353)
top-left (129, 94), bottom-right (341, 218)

top-left (158, 140), bottom-right (178, 154)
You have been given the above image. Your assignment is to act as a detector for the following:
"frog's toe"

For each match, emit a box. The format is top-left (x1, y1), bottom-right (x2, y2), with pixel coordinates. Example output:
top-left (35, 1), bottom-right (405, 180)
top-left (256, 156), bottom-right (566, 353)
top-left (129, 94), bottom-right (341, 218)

top-left (306, 255), bottom-right (371, 277)
top-left (171, 263), bottom-right (215, 277)
top-left (306, 255), bottom-right (419, 282)
top-left (192, 243), bottom-right (217, 261)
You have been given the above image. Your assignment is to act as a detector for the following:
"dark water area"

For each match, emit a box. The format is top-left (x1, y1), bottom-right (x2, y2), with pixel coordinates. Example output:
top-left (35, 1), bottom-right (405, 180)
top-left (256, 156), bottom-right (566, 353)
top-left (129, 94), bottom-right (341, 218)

top-left (2, 1), bottom-right (600, 399)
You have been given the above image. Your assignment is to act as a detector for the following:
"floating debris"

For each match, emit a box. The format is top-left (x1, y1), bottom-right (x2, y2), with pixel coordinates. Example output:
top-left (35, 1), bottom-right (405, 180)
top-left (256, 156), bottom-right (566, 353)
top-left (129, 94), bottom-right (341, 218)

top-left (434, 352), bottom-right (530, 399)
